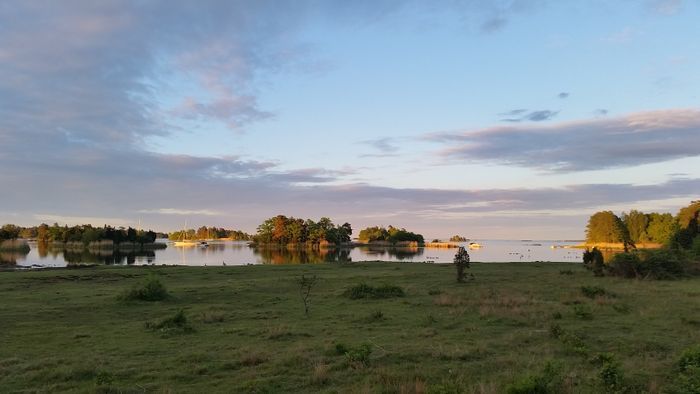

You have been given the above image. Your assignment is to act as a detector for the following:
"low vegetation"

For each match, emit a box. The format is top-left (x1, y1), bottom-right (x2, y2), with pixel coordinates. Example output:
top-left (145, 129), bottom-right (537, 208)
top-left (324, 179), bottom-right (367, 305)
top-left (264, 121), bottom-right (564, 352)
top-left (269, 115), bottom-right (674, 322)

top-left (343, 283), bottom-right (405, 299)
top-left (119, 274), bottom-right (169, 301)
top-left (1, 262), bottom-right (698, 392)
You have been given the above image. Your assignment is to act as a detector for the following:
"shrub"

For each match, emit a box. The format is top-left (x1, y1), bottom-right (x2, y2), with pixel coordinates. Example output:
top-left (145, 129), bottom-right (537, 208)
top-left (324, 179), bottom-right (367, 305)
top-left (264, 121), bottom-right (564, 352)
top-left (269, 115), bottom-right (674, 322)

top-left (583, 248), bottom-right (605, 276)
top-left (598, 356), bottom-right (624, 392)
top-left (334, 343), bottom-right (348, 355)
top-left (678, 345), bottom-right (700, 372)
top-left (120, 274), bottom-right (168, 301)
top-left (344, 283), bottom-right (405, 299)
top-left (606, 252), bottom-right (641, 278)
top-left (670, 346), bottom-right (700, 393)
top-left (506, 361), bottom-right (563, 394)
top-left (607, 249), bottom-right (687, 279)
top-left (145, 309), bottom-right (194, 335)
top-left (344, 343), bottom-right (372, 367)
top-left (549, 323), bottom-right (564, 338)
top-left (580, 285), bottom-right (609, 299)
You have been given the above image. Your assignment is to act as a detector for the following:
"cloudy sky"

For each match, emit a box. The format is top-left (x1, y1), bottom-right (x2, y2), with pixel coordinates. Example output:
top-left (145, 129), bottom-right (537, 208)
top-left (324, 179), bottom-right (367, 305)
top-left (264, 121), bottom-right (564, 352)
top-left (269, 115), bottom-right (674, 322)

top-left (1, 0), bottom-right (698, 239)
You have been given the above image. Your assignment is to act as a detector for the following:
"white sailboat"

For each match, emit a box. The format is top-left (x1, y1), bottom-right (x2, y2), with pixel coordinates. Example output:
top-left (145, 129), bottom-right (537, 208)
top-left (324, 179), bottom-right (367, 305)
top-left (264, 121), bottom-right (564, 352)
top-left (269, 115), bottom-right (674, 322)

top-left (173, 221), bottom-right (197, 247)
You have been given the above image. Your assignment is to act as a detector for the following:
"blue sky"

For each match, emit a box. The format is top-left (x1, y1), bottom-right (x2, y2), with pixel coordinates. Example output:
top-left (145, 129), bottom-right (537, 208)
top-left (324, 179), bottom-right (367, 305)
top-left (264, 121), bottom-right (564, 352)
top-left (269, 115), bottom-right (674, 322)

top-left (1, 0), bottom-right (698, 239)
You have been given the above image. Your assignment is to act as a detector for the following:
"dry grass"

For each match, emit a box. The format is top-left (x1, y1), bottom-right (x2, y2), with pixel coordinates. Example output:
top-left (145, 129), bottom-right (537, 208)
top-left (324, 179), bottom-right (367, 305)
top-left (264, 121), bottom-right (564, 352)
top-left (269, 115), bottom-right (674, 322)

top-left (310, 362), bottom-right (329, 386)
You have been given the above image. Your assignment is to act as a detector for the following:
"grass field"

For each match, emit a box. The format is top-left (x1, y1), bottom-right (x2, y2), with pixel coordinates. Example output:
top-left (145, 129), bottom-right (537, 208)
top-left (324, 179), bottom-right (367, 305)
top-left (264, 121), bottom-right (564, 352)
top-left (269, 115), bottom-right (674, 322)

top-left (1, 262), bottom-right (699, 393)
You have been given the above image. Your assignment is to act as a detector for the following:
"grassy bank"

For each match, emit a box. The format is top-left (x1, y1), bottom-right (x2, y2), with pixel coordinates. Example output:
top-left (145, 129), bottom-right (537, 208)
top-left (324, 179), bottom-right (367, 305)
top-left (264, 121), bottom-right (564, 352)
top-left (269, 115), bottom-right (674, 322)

top-left (0, 262), bottom-right (698, 393)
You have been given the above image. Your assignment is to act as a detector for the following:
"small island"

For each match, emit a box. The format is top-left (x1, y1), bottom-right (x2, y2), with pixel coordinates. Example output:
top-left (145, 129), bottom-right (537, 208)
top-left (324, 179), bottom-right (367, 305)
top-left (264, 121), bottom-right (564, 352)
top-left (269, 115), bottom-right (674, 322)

top-left (168, 226), bottom-right (251, 242)
top-left (18, 223), bottom-right (165, 251)
top-left (251, 215), bottom-right (352, 247)
top-left (357, 225), bottom-right (424, 246)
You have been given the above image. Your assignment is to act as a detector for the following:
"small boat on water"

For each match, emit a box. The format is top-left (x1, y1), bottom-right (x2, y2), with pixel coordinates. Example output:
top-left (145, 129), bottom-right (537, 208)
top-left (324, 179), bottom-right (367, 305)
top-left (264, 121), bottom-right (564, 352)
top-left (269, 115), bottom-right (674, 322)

top-left (198, 241), bottom-right (209, 248)
top-left (174, 240), bottom-right (197, 247)
top-left (468, 242), bottom-right (482, 249)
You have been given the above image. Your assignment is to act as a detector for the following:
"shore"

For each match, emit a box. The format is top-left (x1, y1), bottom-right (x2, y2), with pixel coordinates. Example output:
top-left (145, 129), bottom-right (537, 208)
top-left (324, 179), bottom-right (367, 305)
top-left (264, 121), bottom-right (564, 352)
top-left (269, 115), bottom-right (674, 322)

top-left (574, 242), bottom-right (664, 250)
top-left (1, 262), bottom-right (697, 392)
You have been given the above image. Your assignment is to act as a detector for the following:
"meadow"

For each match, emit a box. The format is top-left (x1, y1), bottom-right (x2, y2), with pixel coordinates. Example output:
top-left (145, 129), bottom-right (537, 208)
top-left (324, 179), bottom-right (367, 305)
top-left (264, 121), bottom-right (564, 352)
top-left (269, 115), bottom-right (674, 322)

top-left (0, 262), bottom-right (698, 393)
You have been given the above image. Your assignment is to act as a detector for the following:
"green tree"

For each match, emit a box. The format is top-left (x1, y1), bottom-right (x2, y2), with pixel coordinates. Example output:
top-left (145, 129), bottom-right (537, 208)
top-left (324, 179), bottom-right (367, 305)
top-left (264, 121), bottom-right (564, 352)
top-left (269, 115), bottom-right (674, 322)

top-left (622, 210), bottom-right (649, 244)
top-left (646, 213), bottom-right (677, 244)
top-left (0, 224), bottom-right (21, 240)
top-left (585, 211), bottom-right (630, 245)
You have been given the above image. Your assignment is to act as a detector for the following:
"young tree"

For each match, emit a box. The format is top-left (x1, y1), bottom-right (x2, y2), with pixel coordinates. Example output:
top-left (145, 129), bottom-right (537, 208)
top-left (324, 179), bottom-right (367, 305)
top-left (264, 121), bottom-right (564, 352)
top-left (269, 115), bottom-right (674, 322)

top-left (453, 246), bottom-right (471, 283)
top-left (298, 274), bottom-right (318, 316)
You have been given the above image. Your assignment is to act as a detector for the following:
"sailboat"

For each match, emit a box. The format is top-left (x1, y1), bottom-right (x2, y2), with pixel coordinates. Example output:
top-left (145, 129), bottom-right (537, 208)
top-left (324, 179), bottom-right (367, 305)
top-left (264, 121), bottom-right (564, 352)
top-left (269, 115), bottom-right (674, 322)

top-left (173, 221), bottom-right (197, 247)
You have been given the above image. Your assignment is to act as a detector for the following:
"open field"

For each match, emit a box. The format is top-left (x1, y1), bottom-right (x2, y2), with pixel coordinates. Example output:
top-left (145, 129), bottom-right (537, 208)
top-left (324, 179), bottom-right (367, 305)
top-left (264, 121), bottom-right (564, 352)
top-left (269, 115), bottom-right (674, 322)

top-left (1, 262), bottom-right (699, 393)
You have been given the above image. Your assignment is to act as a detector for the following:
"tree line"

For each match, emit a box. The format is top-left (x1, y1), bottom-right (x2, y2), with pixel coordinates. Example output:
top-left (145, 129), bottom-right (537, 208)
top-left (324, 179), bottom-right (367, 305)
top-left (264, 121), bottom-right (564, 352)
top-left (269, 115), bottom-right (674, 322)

top-left (168, 226), bottom-right (251, 241)
top-left (585, 201), bottom-right (700, 248)
top-left (0, 223), bottom-right (158, 245)
top-left (583, 201), bottom-right (700, 279)
top-left (253, 215), bottom-right (352, 246)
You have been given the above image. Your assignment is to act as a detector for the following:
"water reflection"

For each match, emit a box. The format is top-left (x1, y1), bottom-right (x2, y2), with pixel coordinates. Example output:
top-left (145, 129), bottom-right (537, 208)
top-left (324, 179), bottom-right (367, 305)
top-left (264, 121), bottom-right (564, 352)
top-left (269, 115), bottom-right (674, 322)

top-left (13, 240), bottom-right (593, 268)
top-left (0, 251), bottom-right (26, 266)
top-left (251, 247), bottom-right (353, 264)
top-left (36, 242), bottom-right (156, 265)
top-left (356, 246), bottom-right (423, 261)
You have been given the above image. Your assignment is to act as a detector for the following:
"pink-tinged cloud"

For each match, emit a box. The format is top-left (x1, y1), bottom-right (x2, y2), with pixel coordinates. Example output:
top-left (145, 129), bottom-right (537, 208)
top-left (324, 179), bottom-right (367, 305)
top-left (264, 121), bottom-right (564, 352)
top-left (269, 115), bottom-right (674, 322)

top-left (429, 109), bottom-right (700, 172)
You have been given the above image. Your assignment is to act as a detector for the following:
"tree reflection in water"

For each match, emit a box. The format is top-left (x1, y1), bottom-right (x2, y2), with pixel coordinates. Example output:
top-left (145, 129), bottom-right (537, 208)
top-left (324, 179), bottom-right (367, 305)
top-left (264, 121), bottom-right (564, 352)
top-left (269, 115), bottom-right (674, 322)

top-left (357, 246), bottom-right (424, 261)
top-left (251, 246), bottom-right (352, 264)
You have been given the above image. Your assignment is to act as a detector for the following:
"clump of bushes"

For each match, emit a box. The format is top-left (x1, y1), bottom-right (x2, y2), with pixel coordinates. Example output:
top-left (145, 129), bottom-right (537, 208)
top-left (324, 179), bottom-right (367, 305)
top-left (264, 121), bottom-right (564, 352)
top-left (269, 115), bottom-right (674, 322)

top-left (119, 274), bottom-right (169, 301)
top-left (344, 283), bottom-right (405, 299)
top-left (607, 249), bottom-right (686, 279)
top-left (670, 346), bottom-right (700, 393)
top-left (145, 309), bottom-right (194, 335)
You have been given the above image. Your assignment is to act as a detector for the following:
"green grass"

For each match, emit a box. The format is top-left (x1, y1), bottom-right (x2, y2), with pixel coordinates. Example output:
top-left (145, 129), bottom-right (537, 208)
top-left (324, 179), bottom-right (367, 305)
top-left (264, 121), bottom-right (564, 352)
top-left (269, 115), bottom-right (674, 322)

top-left (0, 262), bottom-right (698, 393)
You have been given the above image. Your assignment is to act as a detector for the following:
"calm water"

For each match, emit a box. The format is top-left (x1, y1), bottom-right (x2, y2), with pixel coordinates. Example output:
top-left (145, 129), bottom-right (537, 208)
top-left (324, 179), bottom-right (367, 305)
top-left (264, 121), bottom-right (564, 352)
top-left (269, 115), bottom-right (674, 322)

top-left (2, 239), bottom-right (584, 268)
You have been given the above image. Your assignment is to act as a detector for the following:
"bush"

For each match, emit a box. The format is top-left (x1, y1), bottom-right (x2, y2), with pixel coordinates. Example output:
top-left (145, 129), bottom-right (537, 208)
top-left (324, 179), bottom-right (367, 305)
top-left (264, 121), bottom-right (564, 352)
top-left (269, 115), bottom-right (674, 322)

top-left (607, 249), bottom-right (688, 279)
top-left (120, 274), bottom-right (169, 301)
top-left (598, 357), bottom-right (624, 392)
top-left (145, 309), bottom-right (194, 335)
top-left (344, 343), bottom-right (372, 367)
top-left (583, 248), bottom-right (605, 276)
top-left (606, 252), bottom-right (641, 278)
top-left (344, 283), bottom-right (405, 299)
top-left (580, 285), bottom-right (610, 299)
top-left (678, 345), bottom-right (700, 372)
top-left (506, 361), bottom-right (563, 394)
top-left (670, 346), bottom-right (700, 393)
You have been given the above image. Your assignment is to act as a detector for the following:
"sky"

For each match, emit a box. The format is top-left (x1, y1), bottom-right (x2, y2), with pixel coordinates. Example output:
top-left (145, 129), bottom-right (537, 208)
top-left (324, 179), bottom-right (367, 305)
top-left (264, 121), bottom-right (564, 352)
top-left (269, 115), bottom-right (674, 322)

top-left (1, 0), bottom-right (699, 239)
